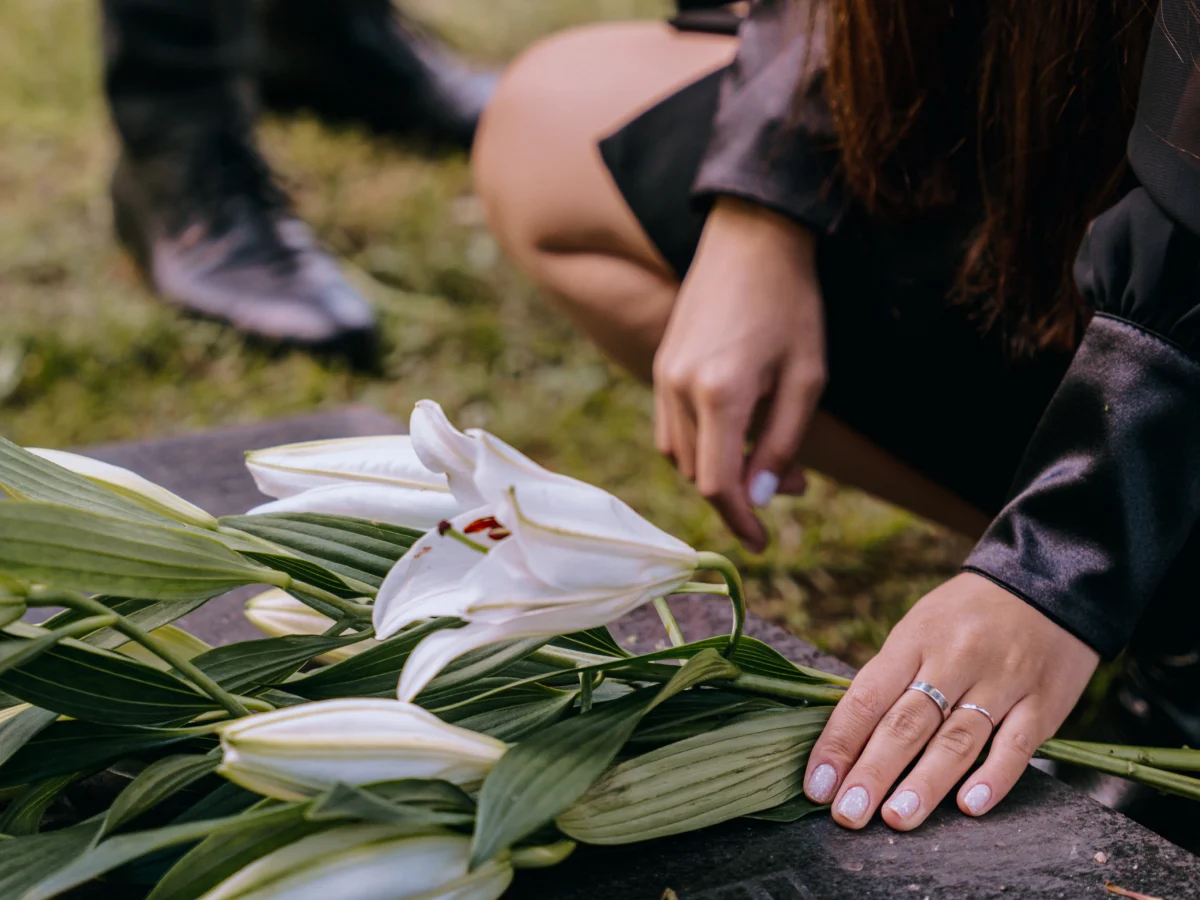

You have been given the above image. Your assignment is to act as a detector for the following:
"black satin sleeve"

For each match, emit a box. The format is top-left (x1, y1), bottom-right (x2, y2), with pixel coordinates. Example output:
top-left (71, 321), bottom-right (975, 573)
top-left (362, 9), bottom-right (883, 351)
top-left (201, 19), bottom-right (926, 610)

top-left (690, 0), bottom-right (847, 232)
top-left (963, 0), bottom-right (1200, 658)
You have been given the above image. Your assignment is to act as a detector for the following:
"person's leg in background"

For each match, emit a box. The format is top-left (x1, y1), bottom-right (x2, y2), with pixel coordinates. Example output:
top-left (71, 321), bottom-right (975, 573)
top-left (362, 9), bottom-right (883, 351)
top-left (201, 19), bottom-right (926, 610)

top-left (257, 0), bottom-right (495, 150)
top-left (102, 0), bottom-right (496, 359)
top-left (104, 0), bottom-right (379, 356)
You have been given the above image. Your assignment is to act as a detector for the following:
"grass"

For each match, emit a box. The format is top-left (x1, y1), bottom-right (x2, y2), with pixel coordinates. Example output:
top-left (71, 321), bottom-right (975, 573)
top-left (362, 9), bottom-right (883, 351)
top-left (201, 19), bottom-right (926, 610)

top-left (0, 0), bottom-right (969, 667)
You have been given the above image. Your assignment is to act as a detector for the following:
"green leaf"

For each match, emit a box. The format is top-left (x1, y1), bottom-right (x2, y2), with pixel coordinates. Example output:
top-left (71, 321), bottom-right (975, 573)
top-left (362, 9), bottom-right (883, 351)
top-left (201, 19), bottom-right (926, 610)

top-left (469, 649), bottom-right (741, 868)
top-left (306, 781), bottom-right (475, 828)
top-left (0, 706), bottom-right (58, 769)
top-left (21, 805), bottom-right (301, 900)
top-left (557, 706), bottom-right (830, 844)
top-left (453, 689), bottom-right (580, 742)
top-left (629, 692), bottom-right (788, 747)
top-left (100, 754), bottom-right (220, 839)
top-left (748, 794), bottom-right (828, 823)
top-left (0, 616), bottom-right (119, 678)
top-left (0, 503), bottom-right (287, 600)
top-left (191, 634), bottom-right (369, 694)
top-left (0, 772), bottom-right (79, 836)
top-left (0, 636), bottom-right (220, 726)
top-left (553, 626), bottom-right (629, 658)
top-left (0, 721), bottom-right (214, 789)
top-left (219, 513), bottom-right (420, 589)
top-left (0, 821), bottom-right (100, 899)
top-left (42, 596), bottom-right (217, 651)
top-left (0, 436), bottom-right (178, 527)
top-left (628, 634), bottom-right (847, 685)
top-left (285, 619), bottom-right (454, 700)
top-left (147, 803), bottom-right (321, 900)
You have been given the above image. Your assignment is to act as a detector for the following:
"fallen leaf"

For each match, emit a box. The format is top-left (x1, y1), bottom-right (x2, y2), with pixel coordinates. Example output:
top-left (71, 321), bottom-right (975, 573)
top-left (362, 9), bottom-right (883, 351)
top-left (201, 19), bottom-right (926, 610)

top-left (1106, 881), bottom-right (1166, 900)
top-left (661, 891), bottom-right (680, 900)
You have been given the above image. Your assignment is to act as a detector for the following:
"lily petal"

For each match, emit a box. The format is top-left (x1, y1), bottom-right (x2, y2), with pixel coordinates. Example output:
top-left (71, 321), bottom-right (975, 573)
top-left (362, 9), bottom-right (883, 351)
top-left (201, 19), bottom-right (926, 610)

top-left (201, 828), bottom-right (512, 900)
top-left (244, 588), bottom-right (378, 663)
top-left (246, 435), bottom-right (449, 498)
top-left (397, 591), bottom-right (646, 702)
top-left (373, 507), bottom-right (504, 639)
top-left (409, 401), bottom-right (485, 507)
top-left (217, 698), bottom-right (506, 801)
top-left (247, 482), bottom-right (464, 531)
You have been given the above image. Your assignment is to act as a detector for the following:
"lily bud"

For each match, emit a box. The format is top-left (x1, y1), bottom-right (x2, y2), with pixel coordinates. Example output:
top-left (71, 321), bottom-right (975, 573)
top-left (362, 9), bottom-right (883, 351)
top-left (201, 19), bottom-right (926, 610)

top-left (200, 827), bottom-right (512, 900)
top-left (557, 707), bottom-right (832, 844)
top-left (28, 449), bottom-right (217, 529)
top-left (244, 588), bottom-right (379, 663)
top-left (375, 402), bottom-right (698, 701)
top-left (217, 698), bottom-right (507, 801)
top-left (244, 435), bottom-right (469, 531)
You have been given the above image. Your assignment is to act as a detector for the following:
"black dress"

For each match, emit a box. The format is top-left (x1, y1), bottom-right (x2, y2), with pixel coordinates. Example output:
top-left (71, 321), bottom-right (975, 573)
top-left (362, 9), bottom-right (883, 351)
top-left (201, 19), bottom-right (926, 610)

top-left (600, 1), bottom-right (1200, 662)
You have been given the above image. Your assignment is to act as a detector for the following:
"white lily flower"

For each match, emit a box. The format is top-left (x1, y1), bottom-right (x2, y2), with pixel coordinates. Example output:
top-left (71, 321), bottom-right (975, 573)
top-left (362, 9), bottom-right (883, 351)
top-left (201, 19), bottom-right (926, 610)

top-left (217, 698), bottom-right (507, 801)
top-left (244, 588), bottom-right (378, 663)
top-left (29, 448), bottom-right (217, 529)
top-left (200, 827), bottom-right (512, 900)
top-left (375, 402), bottom-right (698, 702)
top-left (244, 435), bottom-right (469, 531)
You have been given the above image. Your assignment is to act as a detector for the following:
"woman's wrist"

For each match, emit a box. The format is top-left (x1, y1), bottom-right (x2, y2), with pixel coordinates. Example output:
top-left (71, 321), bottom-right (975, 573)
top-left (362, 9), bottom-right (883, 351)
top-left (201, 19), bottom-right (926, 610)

top-left (705, 196), bottom-right (817, 271)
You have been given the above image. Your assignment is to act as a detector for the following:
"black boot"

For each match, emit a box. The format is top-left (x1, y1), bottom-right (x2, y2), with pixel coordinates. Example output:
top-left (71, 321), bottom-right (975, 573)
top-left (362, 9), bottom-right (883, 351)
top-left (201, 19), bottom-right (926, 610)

top-left (257, 0), bottom-right (496, 148)
top-left (103, 0), bottom-right (378, 358)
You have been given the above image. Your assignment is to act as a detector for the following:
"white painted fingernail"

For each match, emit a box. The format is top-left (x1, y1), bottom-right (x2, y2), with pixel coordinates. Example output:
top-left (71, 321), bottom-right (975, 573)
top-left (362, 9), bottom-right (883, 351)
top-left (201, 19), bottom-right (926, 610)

top-left (808, 764), bottom-right (837, 803)
top-left (837, 786), bottom-right (870, 822)
top-left (748, 470), bottom-right (779, 508)
top-left (964, 783), bottom-right (992, 815)
top-left (887, 790), bottom-right (920, 820)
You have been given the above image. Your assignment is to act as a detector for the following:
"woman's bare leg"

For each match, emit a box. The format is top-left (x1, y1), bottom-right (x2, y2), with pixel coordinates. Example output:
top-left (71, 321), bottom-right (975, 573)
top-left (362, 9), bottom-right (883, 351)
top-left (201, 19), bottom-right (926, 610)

top-left (473, 22), bottom-right (990, 539)
top-left (473, 22), bottom-right (734, 378)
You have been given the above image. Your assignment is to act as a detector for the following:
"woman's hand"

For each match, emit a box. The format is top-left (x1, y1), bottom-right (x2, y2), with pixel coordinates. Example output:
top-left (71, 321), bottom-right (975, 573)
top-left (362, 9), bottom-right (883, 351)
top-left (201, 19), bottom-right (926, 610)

top-left (653, 197), bottom-right (825, 551)
top-left (803, 573), bottom-right (1100, 830)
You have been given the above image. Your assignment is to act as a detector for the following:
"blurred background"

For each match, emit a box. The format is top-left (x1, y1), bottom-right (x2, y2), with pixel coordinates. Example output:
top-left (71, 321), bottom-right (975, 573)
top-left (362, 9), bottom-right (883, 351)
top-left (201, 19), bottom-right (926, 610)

top-left (0, 0), bottom-right (968, 667)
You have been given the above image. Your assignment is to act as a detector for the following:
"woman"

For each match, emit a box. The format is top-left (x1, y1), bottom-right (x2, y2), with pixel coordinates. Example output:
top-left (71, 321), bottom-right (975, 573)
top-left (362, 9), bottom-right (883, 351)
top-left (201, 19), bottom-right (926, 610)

top-left (472, 1), bottom-right (1200, 832)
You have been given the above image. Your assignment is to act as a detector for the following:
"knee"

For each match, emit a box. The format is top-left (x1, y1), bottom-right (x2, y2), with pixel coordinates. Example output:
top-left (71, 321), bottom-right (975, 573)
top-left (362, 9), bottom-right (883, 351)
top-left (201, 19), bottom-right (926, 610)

top-left (471, 23), bottom-right (661, 259)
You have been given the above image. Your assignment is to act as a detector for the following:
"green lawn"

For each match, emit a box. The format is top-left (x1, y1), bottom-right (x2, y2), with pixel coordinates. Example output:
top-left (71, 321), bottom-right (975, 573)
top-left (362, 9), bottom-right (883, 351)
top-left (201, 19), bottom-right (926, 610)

top-left (0, 0), bottom-right (968, 667)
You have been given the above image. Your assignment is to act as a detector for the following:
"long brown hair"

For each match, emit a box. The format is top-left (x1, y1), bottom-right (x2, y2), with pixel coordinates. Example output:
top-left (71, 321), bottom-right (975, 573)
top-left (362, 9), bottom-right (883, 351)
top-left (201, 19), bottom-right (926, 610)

top-left (815, 0), bottom-right (1154, 355)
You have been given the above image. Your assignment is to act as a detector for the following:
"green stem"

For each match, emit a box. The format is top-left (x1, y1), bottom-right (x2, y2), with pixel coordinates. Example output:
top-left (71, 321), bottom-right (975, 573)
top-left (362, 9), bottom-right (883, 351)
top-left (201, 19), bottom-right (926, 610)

top-left (1051, 740), bottom-right (1200, 773)
top-left (288, 582), bottom-right (374, 621)
top-left (695, 552), bottom-right (746, 659)
top-left (28, 588), bottom-right (251, 719)
top-left (531, 645), bottom-right (845, 706)
top-left (653, 597), bottom-right (686, 648)
top-left (673, 582), bottom-right (730, 596)
top-left (1036, 739), bottom-right (1200, 801)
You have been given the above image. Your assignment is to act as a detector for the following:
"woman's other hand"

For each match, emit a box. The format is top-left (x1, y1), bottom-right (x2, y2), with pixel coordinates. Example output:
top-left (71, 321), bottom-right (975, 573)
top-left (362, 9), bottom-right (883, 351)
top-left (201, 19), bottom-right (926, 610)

top-left (803, 573), bottom-right (1100, 830)
top-left (653, 197), bottom-right (825, 551)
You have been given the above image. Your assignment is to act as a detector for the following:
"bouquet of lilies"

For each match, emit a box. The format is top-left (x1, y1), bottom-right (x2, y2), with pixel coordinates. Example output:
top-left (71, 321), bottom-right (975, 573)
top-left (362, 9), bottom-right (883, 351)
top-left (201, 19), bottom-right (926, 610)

top-left (0, 402), bottom-right (1195, 900)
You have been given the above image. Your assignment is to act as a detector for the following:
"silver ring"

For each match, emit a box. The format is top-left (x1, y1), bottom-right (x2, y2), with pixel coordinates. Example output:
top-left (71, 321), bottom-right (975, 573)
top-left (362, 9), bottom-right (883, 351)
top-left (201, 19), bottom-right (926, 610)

top-left (906, 680), bottom-right (950, 717)
top-left (954, 703), bottom-right (996, 728)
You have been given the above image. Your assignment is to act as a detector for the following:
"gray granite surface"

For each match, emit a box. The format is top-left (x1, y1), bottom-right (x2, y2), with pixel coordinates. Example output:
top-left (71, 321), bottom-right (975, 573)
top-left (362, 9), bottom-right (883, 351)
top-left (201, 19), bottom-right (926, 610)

top-left (77, 408), bottom-right (1200, 900)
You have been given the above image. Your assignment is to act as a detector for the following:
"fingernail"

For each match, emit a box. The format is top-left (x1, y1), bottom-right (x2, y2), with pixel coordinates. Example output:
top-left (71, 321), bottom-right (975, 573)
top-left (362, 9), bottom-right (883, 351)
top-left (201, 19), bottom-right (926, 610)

top-left (836, 786), bottom-right (870, 822)
top-left (748, 470), bottom-right (779, 508)
top-left (964, 783), bottom-right (992, 815)
top-left (887, 790), bottom-right (920, 820)
top-left (808, 764), bottom-right (837, 803)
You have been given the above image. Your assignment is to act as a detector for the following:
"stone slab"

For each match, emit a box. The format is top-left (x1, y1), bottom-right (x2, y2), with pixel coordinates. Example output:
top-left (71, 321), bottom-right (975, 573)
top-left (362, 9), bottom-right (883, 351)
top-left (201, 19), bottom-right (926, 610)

top-left (75, 409), bottom-right (1200, 900)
